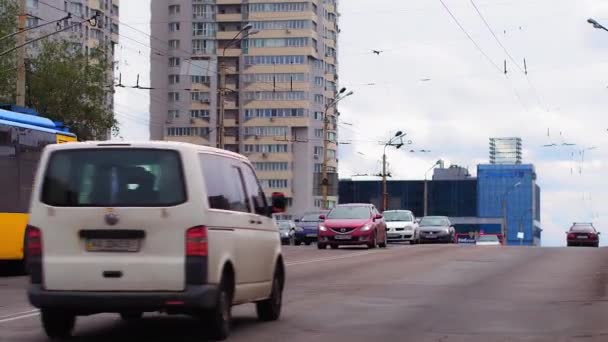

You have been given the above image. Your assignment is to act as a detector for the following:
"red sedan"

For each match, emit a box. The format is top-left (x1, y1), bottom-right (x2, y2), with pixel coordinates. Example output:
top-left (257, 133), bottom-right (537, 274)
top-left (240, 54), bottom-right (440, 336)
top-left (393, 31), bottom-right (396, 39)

top-left (566, 223), bottom-right (600, 247)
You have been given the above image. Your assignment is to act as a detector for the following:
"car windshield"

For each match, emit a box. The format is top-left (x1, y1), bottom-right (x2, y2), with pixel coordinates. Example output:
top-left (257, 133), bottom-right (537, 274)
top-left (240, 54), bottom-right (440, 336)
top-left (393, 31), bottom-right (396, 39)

top-left (278, 223), bottom-right (291, 231)
top-left (41, 149), bottom-right (186, 207)
top-left (420, 217), bottom-right (449, 226)
top-left (383, 211), bottom-right (413, 222)
top-left (327, 206), bottom-right (370, 220)
top-left (300, 213), bottom-right (323, 222)
top-left (571, 225), bottom-right (594, 232)
top-left (478, 235), bottom-right (499, 242)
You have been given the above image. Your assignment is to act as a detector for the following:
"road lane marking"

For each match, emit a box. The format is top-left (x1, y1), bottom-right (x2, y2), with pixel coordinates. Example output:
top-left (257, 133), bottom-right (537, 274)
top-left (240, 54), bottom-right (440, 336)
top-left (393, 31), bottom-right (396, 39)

top-left (0, 309), bottom-right (39, 320)
top-left (0, 312), bottom-right (39, 323)
top-left (285, 250), bottom-right (385, 266)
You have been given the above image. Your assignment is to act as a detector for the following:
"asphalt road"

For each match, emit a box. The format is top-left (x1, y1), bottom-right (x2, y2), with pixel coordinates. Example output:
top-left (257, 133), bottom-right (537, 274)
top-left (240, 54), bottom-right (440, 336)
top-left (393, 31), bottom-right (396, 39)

top-left (1, 244), bottom-right (608, 341)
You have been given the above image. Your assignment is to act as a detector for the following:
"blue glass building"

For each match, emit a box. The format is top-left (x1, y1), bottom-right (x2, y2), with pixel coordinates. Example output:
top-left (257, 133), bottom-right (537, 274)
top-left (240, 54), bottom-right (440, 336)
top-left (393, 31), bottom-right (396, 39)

top-left (477, 164), bottom-right (541, 246)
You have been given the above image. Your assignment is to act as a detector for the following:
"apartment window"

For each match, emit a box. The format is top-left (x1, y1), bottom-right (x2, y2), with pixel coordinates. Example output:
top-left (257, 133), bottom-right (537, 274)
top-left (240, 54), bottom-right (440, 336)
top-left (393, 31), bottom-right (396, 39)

top-left (241, 73), bottom-right (306, 84)
top-left (251, 20), bottom-right (311, 30)
top-left (168, 110), bottom-right (179, 119)
top-left (191, 75), bottom-right (211, 84)
top-left (191, 91), bottom-right (211, 102)
top-left (314, 94), bottom-right (324, 104)
top-left (168, 4), bottom-right (180, 15)
top-left (27, 0), bottom-right (38, 8)
top-left (249, 3), bottom-right (308, 12)
top-left (168, 74), bottom-right (180, 84)
top-left (253, 162), bottom-right (290, 171)
top-left (244, 108), bottom-right (307, 118)
top-left (26, 17), bottom-right (39, 28)
top-left (260, 179), bottom-right (288, 189)
top-left (168, 92), bottom-right (180, 102)
top-left (192, 39), bottom-right (215, 54)
top-left (243, 91), bottom-right (307, 101)
top-left (193, 4), bottom-right (214, 19)
top-left (315, 199), bottom-right (336, 208)
top-left (193, 22), bottom-right (216, 37)
top-left (166, 127), bottom-right (209, 137)
top-left (169, 39), bottom-right (180, 49)
top-left (313, 111), bottom-right (323, 121)
top-left (169, 22), bottom-right (180, 32)
top-left (244, 55), bottom-right (306, 65)
top-left (327, 131), bottom-right (337, 142)
top-left (190, 109), bottom-right (210, 118)
top-left (244, 126), bottom-right (288, 137)
top-left (244, 144), bottom-right (288, 153)
top-left (314, 146), bottom-right (323, 155)
top-left (249, 37), bottom-right (309, 48)
top-left (315, 77), bottom-right (324, 87)
top-left (327, 149), bottom-right (336, 158)
top-left (169, 57), bottom-right (181, 67)
top-left (314, 129), bottom-right (323, 138)
top-left (314, 163), bottom-right (322, 172)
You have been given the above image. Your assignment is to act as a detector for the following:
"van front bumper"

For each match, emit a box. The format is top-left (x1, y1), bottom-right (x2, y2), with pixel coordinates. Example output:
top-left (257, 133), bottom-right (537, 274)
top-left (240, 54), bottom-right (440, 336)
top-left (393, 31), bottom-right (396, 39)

top-left (28, 285), bottom-right (219, 313)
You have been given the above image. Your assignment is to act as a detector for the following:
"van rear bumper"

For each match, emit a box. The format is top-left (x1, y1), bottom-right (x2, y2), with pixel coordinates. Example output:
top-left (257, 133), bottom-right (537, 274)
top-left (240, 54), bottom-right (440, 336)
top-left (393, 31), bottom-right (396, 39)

top-left (28, 285), bottom-right (219, 313)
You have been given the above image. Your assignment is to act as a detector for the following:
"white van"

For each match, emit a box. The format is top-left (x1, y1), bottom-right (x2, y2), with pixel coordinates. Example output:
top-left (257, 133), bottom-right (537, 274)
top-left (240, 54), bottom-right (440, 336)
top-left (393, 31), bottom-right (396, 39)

top-left (25, 141), bottom-right (287, 340)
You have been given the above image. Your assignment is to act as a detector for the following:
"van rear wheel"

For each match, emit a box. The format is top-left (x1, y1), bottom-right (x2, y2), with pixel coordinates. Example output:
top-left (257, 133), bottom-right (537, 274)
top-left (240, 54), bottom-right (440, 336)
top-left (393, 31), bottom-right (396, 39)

top-left (41, 309), bottom-right (75, 340)
top-left (256, 268), bottom-right (283, 321)
top-left (204, 276), bottom-right (232, 341)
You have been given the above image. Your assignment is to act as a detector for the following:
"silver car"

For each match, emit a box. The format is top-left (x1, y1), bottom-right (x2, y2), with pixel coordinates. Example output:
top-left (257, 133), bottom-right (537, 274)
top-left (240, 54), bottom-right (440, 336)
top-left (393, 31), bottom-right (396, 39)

top-left (383, 210), bottom-right (417, 243)
top-left (417, 216), bottom-right (455, 244)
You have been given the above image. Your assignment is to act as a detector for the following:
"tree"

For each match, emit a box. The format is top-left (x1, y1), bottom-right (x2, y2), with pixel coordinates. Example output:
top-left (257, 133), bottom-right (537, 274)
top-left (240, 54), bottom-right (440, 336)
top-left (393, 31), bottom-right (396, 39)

top-left (0, 0), bottom-right (17, 103)
top-left (0, 0), bottom-right (118, 140)
top-left (28, 41), bottom-right (118, 140)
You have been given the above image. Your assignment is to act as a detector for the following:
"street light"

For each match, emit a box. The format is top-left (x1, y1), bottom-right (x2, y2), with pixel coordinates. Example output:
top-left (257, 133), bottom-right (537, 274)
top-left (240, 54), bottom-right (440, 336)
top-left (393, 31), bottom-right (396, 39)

top-left (320, 89), bottom-right (354, 209)
top-left (378, 131), bottom-right (412, 211)
top-left (501, 181), bottom-right (521, 245)
top-left (217, 25), bottom-right (259, 149)
top-left (587, 18), bottom-right (608, 32)
top-left (423, 160), bottom-right (442, 216)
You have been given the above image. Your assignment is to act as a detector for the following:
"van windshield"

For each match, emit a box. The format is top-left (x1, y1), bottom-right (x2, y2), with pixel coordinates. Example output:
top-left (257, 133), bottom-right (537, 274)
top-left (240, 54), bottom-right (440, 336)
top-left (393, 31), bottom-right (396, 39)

top-left (41, 149), bottom-right (186, 207)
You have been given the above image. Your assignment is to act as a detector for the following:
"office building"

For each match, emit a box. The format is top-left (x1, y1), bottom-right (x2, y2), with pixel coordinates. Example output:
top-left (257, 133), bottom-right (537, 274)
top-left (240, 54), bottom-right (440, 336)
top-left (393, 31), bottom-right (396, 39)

top-left (489, 137), bottom-right (522, 164)
top-left (150, 1), bottom-right (341, 217)
top-left (339, 164), bottom-right (542, 246)
top-left (26, 0), bottom-right (120, 110)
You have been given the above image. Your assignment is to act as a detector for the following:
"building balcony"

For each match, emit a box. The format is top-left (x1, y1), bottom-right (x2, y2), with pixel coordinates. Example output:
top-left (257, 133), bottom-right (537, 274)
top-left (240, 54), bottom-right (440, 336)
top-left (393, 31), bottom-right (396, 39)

top-left (217, 13), bottom-right (242, 22)
top-left (217, 0), bottom-right (242, 4)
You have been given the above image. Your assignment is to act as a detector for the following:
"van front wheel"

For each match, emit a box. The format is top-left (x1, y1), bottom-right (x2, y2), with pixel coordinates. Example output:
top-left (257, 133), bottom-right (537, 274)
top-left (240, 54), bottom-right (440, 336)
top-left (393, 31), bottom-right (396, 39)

top-left (41, 309), bottom-right (75, 340)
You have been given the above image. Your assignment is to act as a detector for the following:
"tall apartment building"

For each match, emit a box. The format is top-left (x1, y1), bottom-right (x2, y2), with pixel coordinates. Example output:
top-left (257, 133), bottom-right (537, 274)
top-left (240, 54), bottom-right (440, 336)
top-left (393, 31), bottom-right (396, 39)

top-left (489, 137), bottom-right (522, 165)
top-left (150, 0), bottom-right (341, 217)
top-left (25, 0), bottom-right (119, 110)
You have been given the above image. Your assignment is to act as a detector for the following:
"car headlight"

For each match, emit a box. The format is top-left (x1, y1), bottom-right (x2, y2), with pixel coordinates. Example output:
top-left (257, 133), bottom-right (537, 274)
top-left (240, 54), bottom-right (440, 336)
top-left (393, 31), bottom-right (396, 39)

top-left (295, 227), bottom-right (304, 232)
top-left (444, 229), bottom-right (451, 234)
top-left (360, 223), bottom-right (373, 232)
top-left (319, 224), bottom-right (327, 232)
top-left (404, 226), bottom-right (413, 231)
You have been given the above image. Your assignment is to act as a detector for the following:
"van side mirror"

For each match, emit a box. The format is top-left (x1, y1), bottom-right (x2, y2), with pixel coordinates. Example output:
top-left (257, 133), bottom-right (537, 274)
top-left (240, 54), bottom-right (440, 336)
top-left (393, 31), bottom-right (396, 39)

top-left (271, 192), bottom-right (286, 213)
top-left (319, 214), bottom-right (326, 220)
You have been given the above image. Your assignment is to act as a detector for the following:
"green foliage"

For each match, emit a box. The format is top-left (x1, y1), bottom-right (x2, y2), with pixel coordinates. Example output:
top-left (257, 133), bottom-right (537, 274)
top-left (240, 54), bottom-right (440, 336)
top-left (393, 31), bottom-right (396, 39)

top-left (0, 0), bottom-right (18, 103)
top-left (28, 41), bottom-right (118, 140)
top-left (0, 1), bottom-right (118, 140)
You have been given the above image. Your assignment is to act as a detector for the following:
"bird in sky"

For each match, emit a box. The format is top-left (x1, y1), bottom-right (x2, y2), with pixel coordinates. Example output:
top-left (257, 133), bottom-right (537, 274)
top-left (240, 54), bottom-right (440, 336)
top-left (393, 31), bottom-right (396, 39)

top-left (372, 50), bottom-right (383, 55)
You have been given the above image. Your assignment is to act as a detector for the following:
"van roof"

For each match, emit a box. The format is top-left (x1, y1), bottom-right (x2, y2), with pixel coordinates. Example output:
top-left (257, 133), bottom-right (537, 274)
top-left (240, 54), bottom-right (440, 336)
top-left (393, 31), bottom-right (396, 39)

top-left (43, 140), bottom-right (249, 162)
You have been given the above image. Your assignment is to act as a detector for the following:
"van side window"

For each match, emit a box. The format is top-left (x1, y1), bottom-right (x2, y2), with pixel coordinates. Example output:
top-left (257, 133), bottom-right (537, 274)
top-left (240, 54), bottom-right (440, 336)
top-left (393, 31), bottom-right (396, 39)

top-left (200, 154), bottom-right (249, 213)
top-left (241, 164), bottom-right (269, 216)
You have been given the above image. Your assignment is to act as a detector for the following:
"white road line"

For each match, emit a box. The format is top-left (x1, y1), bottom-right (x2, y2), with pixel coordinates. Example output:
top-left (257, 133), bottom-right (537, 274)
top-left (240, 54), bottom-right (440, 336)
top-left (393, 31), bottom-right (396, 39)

top-left (0, 312), bottom-right (40, 323)
top-left (0, 309), bottom-right (39, 320)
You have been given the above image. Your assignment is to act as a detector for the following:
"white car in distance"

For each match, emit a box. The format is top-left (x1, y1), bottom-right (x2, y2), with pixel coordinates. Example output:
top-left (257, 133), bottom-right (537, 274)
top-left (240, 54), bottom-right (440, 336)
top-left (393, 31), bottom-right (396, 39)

top-left (383, 210), bottom-right (417, 244)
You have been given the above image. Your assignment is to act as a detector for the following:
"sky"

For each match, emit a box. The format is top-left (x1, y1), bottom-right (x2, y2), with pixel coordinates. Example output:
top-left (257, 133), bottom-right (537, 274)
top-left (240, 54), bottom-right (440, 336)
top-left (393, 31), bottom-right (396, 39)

top-left (114, 0), bottom-right (608, 247)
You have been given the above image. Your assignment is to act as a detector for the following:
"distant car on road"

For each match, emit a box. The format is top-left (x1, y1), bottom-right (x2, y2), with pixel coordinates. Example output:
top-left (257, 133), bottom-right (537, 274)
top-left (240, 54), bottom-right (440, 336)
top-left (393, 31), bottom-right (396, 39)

top-left (383, 210), bottom-right (417, 244)
top-left (476, 235), bottom-right (501, 246)
top-left (277, 220), bottom-right (296, 245)
top-left (317, 204), bottom-right (388, 250)
top-left (294, 211), bottom-right (328, 245)
top-left (417, 216), bottom-right (455, 244)
top-left (567, 223), bottom-right (600, 247)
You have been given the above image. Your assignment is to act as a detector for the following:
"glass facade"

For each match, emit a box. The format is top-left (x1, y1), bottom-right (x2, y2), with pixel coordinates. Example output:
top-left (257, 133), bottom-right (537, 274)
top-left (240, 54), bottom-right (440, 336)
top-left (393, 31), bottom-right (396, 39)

top-left (477, 164), bottom-right (540, 246)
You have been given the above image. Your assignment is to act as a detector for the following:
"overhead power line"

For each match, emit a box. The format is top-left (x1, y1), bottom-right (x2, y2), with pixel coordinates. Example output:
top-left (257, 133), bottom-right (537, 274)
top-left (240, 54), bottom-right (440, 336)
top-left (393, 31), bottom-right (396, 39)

top-left (0, 13), bottom-right (71, 43)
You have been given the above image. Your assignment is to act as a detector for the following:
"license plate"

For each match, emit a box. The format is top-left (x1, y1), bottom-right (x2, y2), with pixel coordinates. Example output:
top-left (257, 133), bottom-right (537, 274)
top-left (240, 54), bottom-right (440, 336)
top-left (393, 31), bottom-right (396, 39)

top-left (86, 239), bottom-right (141, 252)
top-left (577, 236), bottom-right (588, 239)
top-left (306, 234), bottom-right (317, 237)
top-left (334, 235), bottom-right (352, 240)
top-left (388, 234), bottom-right (401, 238)
top-left (425, 235), bottom-right (437, 239)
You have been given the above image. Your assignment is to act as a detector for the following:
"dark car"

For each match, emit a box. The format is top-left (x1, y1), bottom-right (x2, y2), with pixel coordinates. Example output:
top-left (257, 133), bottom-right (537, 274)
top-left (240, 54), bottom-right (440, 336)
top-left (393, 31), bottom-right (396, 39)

top-left (277, 220), bottom-right (296, 245)
top-left (317, 204), bottom-right (387, 250)
top-left (417, 216), bottom-right (455, 244)
top-left (294, 211), bottom-right (328, 245)
top-left (567, 223), bottom-right (600, 247)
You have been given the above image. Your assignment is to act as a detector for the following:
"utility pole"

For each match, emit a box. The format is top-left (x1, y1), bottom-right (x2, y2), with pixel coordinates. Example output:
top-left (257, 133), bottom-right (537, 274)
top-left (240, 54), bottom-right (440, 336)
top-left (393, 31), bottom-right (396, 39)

top-left (501, 197), bottom-right (507, 245)
top-left (16, 0), bottom-right (27, 107)
top-left (382, 153), bottom-right (388, 211)
top-left (423, 179), bottom-right (428, 216)
top-left (217, 62), bottom-right (226, 149)
top-left (378, 131), bottom-right (409, 212)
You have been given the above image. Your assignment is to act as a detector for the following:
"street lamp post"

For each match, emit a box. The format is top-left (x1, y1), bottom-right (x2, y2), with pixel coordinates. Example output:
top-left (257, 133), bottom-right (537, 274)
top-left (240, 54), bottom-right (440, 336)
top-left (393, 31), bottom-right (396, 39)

top-left (320, 88), bottom-right (353, 209)
top-left (217, 24), bottom-right (259, 149)
top-left (501, 181), bottom-right (521, 245)
top-left (423, 160), bottom-right (442, 217)
top-left (379, 131), bottom-right (410, 212)
top-left (587, 18), bottom-right (608, 32)
top-left (517, 208), bottom-right (533, 246)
